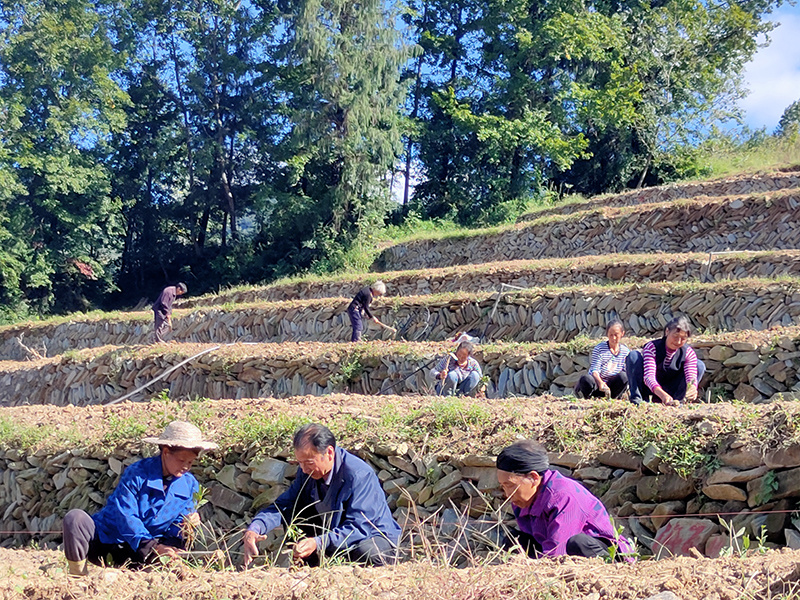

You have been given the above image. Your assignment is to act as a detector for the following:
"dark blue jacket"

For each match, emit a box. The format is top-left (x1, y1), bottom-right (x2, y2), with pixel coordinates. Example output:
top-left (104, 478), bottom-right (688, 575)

top-left (92, 455), bottom-right (197, 551)
top-left (248, 446), bottom-right (401, 551)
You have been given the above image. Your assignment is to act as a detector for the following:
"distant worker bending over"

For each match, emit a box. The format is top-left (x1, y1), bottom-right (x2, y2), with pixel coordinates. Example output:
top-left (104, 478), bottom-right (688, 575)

top-left (152, 282), bottom-right (187, 343)
top-left (242, 423), bottom-right (401, 567)
top-left (626, 315), bottom-right (706, 406)
top-left (62, 421), bottom-right (217, 575)
top-left (347, 280), bottom-right (395, 341)
top-left (431, 341), bottom-right (482, 396)
top-left (574, 320), bottom-right (630, 399)
top-left (496, 440), bottom-right (633, 560)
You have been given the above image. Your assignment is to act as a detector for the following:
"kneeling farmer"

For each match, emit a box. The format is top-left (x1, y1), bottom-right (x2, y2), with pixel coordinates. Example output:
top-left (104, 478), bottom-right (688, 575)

top-left (62, 421), bottom-right (217, 575)
top-left (497, 440), bottom-right (633, 560)
top-left (243, 423), bottom-right (401, 566)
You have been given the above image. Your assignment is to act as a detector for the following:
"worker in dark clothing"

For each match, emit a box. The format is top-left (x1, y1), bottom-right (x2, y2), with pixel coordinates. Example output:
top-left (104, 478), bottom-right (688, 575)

top-left (347, 281), bottom-right (395, 342)
top-left (152, 282), bottom-right (187, 343)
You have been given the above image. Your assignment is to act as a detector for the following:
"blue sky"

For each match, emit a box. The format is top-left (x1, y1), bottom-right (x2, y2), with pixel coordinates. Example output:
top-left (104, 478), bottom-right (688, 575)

top-left (740, 4), bottom-right (800, 131)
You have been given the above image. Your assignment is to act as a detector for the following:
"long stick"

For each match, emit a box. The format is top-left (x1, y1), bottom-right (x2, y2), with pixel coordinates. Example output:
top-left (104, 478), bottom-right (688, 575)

top-left (104, 345), bottom-right (221, 406)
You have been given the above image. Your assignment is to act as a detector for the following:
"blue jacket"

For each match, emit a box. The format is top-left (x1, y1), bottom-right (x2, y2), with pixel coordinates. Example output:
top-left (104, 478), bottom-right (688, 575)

top-left (92, 455), bottom-right (198, 551)
top-left (248, 446), bottom-right (401, 551)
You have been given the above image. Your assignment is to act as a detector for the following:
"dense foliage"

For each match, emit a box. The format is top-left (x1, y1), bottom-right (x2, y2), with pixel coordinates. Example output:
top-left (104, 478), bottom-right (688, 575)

top-left (0, 0), bottom-right (789, 318)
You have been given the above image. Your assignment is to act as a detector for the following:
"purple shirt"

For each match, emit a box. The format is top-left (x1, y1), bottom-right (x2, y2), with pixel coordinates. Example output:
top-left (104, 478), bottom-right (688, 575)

top-left (513, 470), bottom-right (633, 558)
top-left (152, 286), bottom-right (178, 319)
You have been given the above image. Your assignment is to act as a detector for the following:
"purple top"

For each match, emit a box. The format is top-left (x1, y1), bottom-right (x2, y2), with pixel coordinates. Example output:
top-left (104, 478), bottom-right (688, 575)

top-left (513, 470), bottom-right (634, 558)
top-left (152, 286), bottom-right (178, 319)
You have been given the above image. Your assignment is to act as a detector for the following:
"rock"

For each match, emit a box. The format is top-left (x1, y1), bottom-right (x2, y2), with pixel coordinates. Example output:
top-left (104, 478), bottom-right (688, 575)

top-left (432, 470), bottom-right (462, 495)
top-left (53, 469), bottom-right (70, 491)
top-left (644, 593), bottom-right (680, 600)
top-left (573, 466), bottom-right (612, 481)
top-left (650, 501), bottom-right (685, 530)
top-left (548, 453), bottom-right (584, 469)
top-left (733, 383), bottom-right (761, 402)
top-left (71, 458), bottom-right (106, 471)
top-left (208, 484), bottom-right (249, 514)
top-left (732, 342), bottom-right (758, 352)
top-left (723, 352), bottom-right (761, 367)
top-left (718, 445), bottom-right (763, 469)
top-left (373, 442), bottom-right (408, 457)
top-left (626, 517), bottom-right (655, 551)
top-left (765, 444), bottom-right (800, 469)
top-left (642, 443), bottom-right (661, 473)
top-left (701, 484), bottom-right (747, 502)
top-left (215, 465), bottom-right (238, 490)
top-left (709, 346), bottom-right (737, 361)
top-left (637, 474), bottom-right (694, 502)
top-left (250, 458), bottom-right (288, 485)
top-left (785, 529), bottom-right (800, 550)
top-left (600, 470), bottom-right (642, 508)
top-left (748, 468), bottom-right (800, 506)
top-left (461, 455), bottom-right (495, 468)
top-left (388, 455), bottom-right (417, 476)
top-left (108, 457), bottom-right (123, 476)
top-left (597, 451), bottom-right (643, 471)
top-left (707, 466), bottom-right (768, 486)
top-left (653, 518), bottom-right (718, 558)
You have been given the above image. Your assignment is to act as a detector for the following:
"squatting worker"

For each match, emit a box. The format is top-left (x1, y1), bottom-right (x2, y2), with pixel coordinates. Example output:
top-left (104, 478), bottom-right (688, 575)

top-left (496, 440), bottom-right (634, 560)
top-left (347, 280), bottom-right (393, 342)
top-left (431, 341), bottom-right (482, 396)
top-left (62, 421), bottom-right (217, 576)
top-left (574, 320), bottom-right (630, 399)
top-left (626, 315), bottom-right (706, 406)
top-left (242, 423), bottom-right (401, 567)
top-left (152, 282), bottom-right (187, 343)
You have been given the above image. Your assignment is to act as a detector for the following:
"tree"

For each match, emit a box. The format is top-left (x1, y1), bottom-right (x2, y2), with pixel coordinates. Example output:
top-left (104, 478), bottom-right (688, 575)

top-left (778, 98), bottom-right (800, 138)
top-left (0, 0), bottom-right (128, 314)
top-left (267, 0), bottom-right (412, 272)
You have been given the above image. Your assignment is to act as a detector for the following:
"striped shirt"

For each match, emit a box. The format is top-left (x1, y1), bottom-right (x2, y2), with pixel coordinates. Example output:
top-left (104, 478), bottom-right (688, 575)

top-left (588, 341), bottom-right (630, 381)
top-left (514, 470), bottom-right (634, 558)
top-left (431, 354), bottom-right (482, 383)
top-left (642, 341), bottom-right (699, 392)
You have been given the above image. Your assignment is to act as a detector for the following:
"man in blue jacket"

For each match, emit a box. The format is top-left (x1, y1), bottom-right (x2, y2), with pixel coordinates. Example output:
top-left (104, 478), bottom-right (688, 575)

top-left (61, 421), bottom-right (217, 575)
top-left (242, 423), bottom-right (401, 566)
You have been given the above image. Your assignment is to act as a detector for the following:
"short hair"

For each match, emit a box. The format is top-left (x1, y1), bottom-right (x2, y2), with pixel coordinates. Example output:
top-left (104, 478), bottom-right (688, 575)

top-left (664, 315), bottom-right (692, 338)
top-left (371, 280), bottom-right (386, 295)
top-left (456, 341), bottom-right (474, 355)
top-left (293, 423), bottom-right (336, 453)
top-left (606, 319), bottom-right (624, 333)
top-left (177, 282), bottom-right (188, 294)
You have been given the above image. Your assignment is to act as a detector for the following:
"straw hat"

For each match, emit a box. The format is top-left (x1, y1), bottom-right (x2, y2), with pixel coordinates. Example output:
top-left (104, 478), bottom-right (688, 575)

top-left (142, 421), bottom-right (218, 451)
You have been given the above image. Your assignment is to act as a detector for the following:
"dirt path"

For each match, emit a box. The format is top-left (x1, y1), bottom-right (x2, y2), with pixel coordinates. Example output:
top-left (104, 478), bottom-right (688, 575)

top-left (2, 547), bottom-right (799, 600)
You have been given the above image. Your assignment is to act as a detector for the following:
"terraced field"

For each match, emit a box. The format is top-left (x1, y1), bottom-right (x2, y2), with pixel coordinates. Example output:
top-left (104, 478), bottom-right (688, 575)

top-left (3, 166), bottom-right (800, 599)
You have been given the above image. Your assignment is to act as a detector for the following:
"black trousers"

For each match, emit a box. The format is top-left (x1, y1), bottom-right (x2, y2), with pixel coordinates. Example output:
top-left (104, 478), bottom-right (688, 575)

top-left (505, 529), bottom-right (613, 559)
top-left (574, 372), bottom-right (628, 399)
top-left (63, 508), bottom-right (183, 567)
top-left (626, 351), bottom-right (706, 404)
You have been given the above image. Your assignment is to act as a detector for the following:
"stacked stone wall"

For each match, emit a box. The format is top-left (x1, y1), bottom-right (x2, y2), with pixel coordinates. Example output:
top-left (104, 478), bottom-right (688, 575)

top-left (2, 332), bottom-right (800, 406)
top-left (4, 439), bottom-right (800, 558)
top-left (3, 281), bottom-right (800, 361)
top-left (180, 251), bottom-right (800, 307)
top-left (374, 194), bottom-right (800, 271)
top-left (517, 169), bottom-right (800, 222)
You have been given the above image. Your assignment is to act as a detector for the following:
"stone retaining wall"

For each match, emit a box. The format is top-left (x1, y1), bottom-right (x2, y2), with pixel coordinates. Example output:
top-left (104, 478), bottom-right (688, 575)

top-left (2, 333), bottom-right (800, 406)
top-left (179, 251), bottom-right (800, 308)
top-left (374, 194), bottom-right (800, 272)
top-left (4, 281), bottom-right (800, 361)
top-left (517, 170), bottom-right (800, 222)
top-left (4, 438), bottom-right (800, 559)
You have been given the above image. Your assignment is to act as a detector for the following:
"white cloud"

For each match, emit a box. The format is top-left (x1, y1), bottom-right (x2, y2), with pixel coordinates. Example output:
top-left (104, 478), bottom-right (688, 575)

top-left (739, 6), bottom-right (800, 131)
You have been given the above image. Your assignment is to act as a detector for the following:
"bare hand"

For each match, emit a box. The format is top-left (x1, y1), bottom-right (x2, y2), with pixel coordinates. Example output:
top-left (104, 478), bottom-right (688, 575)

top-left (153, 544), bottom-right (179, 558)
top-left (293, 537), bottom-right (318, 560)
top-left (599, 384), bottom-right (611, 397)
top-left (242, 530), bottom-right (266, 567)
top-left (685, 383), bottom-right (698, 402)
top-left (185, 512), bottom-right (201, 527)
top-left (660, 392), bottom-right (677, 406)
top-left (438, 370), bottom-right (448, 381)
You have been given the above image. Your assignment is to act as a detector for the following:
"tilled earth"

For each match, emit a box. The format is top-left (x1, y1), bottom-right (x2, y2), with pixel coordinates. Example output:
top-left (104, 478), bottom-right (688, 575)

top-left (2, 547), bottom-right (799, 600)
